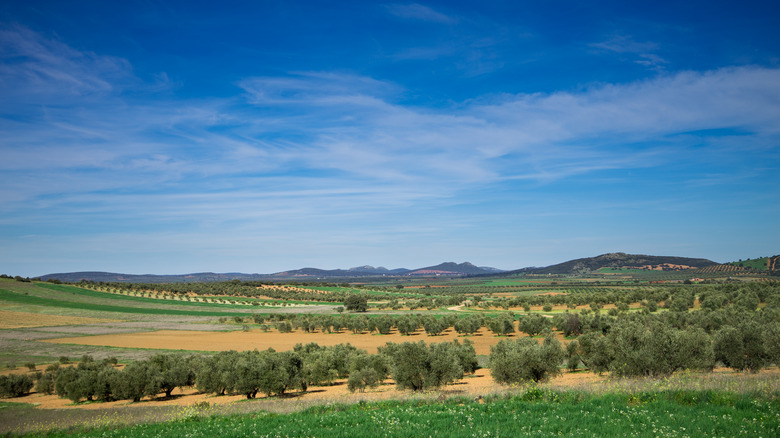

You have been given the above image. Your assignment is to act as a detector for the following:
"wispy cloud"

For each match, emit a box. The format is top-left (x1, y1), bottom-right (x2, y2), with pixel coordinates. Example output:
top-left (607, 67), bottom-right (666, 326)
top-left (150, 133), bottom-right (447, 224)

top-left (590, 34), bottom-right (668, 70)
top-left (385, 3), bottom-right (457, 24)
top-left (0, 25), bottom-right (134, 100)
top-left (2, 26), bottom-right (779, 274)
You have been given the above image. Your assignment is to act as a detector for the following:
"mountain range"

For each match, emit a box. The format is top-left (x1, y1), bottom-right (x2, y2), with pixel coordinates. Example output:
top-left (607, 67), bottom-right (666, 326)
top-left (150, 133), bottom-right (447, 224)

top-left (38, 252), bottom-right (775, 283)
top-left (38, 262), bottom-right (502, 283)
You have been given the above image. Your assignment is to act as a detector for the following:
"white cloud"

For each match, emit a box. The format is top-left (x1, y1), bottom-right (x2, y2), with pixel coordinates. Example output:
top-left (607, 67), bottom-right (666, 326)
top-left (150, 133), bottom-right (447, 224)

top-left (2, 25), bottom-right (779, 274)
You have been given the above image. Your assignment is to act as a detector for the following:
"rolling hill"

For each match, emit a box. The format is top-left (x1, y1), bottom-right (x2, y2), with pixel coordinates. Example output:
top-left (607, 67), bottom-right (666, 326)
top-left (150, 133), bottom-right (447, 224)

top-left (499, 252), bottom-right (718, 276)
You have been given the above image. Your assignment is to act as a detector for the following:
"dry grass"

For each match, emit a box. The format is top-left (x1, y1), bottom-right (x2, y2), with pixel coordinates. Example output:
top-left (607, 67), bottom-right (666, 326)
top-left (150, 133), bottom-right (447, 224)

top-left (0, 310), bottom-right (120, 329)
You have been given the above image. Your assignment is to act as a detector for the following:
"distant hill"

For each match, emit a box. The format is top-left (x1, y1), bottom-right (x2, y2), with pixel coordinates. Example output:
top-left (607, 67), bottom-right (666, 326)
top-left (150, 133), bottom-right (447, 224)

top-left (267, 266), bottom-right (411, 278)
top-left (501, 253), bottom-right (718, 276)
top-left (42, 253), bottom-right (777, 283)
top-left (38, 262), bottom-right (501, 283)
top-left (409, 262), bottom-right (499, 276)
top-left (37, 271), bottom-right (270, 283)
top-left (702, 255), bottom-right (780, 275)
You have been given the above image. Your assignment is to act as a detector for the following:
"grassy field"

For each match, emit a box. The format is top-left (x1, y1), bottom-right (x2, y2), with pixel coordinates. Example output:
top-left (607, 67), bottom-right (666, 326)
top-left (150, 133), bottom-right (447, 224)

top-left (727, 257), bottom-right (769, 271)
top-left (1, 275), bottom-right (778, 436)
top-left (15, 390), bottom-right (779, 437)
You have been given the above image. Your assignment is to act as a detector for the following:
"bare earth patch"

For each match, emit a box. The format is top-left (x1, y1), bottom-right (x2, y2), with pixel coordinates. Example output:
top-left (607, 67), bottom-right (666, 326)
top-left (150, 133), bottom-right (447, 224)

top-left (4, 368), bottom-right (517, 411)
top-left (8, 366), bottom-right (777, 413)
top-left (44, 327), bottom-right (521, 355)
top-left (0, 310), bottom-right (120, 329)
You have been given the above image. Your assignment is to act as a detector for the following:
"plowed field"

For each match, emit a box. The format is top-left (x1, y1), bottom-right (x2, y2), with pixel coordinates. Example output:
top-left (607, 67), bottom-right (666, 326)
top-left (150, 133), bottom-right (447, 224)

top-left (44, 327), bottom-right (524, 355)
top-left (0, 310), bottom-right (119, 329)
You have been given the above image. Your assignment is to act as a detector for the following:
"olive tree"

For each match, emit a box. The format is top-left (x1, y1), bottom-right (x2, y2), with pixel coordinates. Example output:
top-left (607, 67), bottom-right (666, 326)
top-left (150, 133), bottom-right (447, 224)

top-left (714, 322), bottom-right (769, 372)
top-left (0, 374), bottom-right (33, 398)
top-left (380, 341), bottom-right (463, 391)
top-left (489, 333), bottom-right (564, 383)
top-left (344, 295), bottom-right (368, 312)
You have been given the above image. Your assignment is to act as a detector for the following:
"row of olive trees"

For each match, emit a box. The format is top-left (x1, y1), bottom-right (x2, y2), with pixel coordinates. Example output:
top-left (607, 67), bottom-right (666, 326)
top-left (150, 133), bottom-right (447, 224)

top-left (488, 314), bottom-right (780, 385)
top-left (20, 340), bottom-right (479, 403)
top-left (0, 374), bottom-right (34, 398)
top-left (568, 319), bottom-right (780, 377)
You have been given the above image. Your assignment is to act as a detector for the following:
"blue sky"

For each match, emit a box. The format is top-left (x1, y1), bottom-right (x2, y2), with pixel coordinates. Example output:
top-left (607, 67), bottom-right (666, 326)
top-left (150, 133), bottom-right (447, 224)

top-left (1, 1), bottom-right (779, 276)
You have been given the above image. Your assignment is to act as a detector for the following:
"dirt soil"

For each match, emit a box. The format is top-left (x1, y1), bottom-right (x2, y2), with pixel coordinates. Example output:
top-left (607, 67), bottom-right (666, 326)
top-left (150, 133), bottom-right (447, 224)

top-left (43, 327), bottom-right (526, 356)
top-left (8, 366), bottom-right (777, 412)
top-left (0, 310), bottom-right (120, 329)
top-left (6, 367), bottom-right (588, 410)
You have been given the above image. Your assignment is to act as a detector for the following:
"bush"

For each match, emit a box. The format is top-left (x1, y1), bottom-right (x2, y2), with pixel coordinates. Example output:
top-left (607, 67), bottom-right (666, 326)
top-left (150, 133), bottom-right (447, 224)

top-left (489, 333), bottom-right (564, 384)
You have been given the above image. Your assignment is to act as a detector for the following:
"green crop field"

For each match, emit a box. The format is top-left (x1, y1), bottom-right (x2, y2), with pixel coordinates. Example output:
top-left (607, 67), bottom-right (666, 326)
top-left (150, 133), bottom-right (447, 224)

top-left (0, 280), bottom-right (285, 318)
top-left (727, 257), bottom-right (769, 271)
top-left (0, 288), bottom-right (257, 317)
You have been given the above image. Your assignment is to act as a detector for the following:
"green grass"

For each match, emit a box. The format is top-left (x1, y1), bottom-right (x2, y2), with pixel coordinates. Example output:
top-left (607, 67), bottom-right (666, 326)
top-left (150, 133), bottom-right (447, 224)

top-left (37, 283), bottom-right (257, 307)
top-left (727, 257), bottom-right (769, 271)
top-left (597, 267), bottom-right (648, 274)
top-left (20, 390), bottom-right (779, 437)
top-left (39, 283), bottom-right (336, 306)
top-left (0, 288), bottom-right (257, 318)
top-left (301, 286), bottom-right (425, 298)
top-left (38, 283), bottom-right (341, 306)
